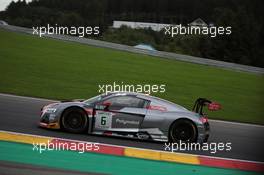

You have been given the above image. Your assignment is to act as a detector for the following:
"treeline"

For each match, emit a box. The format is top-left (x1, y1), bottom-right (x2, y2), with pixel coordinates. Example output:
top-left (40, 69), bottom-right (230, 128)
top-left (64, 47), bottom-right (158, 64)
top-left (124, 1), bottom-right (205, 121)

top-left (1, 0), bottom-right (264, 67)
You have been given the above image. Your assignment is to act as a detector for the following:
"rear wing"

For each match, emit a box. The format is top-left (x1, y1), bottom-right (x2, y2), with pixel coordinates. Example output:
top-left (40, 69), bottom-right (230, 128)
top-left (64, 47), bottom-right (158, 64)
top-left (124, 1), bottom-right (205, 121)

top-left (192, 98), bottom-right (221, 115)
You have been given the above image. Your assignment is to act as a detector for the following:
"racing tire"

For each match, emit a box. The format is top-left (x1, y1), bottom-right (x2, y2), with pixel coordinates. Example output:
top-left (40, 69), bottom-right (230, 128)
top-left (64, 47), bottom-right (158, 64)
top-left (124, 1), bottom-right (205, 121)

top-left (61, 107), bottom-right (88, 133)
top-left (169, 119), bottom-right (197, 143)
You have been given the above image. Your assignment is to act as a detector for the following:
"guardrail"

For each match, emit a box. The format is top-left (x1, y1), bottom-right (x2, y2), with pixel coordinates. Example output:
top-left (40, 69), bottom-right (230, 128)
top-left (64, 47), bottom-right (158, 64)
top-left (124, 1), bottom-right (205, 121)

top-left (1, 24), bottom-right (263, 74)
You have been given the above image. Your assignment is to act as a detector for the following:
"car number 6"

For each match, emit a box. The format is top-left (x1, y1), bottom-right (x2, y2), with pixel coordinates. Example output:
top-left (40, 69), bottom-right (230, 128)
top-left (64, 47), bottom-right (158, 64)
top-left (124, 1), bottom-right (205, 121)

top-left (101, 116), bottom-right (107, 125)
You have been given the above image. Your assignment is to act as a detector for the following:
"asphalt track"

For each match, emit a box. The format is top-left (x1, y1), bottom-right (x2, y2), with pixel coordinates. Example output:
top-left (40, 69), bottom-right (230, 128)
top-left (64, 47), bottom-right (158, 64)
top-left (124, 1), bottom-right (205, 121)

top-left (0, 93), bottom-right (263, 162)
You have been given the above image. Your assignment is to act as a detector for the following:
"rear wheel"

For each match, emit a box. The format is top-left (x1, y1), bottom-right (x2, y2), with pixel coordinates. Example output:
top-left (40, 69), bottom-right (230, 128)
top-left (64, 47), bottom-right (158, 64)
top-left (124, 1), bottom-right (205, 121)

top-left (169, 119), bottom-right (197, 143)
top-left (61, 107), bottom-right (88, 133)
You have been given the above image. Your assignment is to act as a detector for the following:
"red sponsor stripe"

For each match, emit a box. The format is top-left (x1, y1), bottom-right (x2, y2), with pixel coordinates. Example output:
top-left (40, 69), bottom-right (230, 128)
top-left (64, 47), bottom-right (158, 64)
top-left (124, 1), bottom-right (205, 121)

top-left (199, 156), bottom-right (264, 172)
top-left (50, 139), bottom-right (124, 156)
top-left (146, 105), bottom-right (167, 111)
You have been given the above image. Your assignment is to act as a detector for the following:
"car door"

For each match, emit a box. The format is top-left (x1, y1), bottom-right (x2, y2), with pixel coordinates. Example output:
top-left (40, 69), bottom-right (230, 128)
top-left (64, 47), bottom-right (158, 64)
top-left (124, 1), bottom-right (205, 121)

top-left (93, 95), bottom-right (149, 133)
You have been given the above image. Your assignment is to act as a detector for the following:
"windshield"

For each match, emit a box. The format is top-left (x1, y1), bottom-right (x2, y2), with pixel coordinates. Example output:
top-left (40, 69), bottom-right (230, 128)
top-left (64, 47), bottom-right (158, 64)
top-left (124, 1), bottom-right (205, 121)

top-left (83, 95), bottom-right (102, 105)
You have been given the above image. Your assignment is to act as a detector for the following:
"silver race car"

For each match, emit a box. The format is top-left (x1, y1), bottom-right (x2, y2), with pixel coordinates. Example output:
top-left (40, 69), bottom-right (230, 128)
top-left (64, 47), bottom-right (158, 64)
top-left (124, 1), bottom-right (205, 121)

top-left (39, 92), bottom-right (221, 143)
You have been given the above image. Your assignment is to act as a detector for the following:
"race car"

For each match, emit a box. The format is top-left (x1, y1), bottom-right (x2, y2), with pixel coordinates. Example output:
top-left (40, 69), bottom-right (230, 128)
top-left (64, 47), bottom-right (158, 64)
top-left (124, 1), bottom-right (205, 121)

top-left (39, 92), bottom-right (221, 143)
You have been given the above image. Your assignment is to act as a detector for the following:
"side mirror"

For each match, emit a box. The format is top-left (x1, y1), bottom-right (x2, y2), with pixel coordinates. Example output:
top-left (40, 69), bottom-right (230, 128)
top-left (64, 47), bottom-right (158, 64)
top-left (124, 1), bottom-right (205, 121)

top-left (102, 101), bottom-right (111, 107)
top-left (101, 101), bottom-right (112, 110)
top-left (208, 102), bottom-right (221, 111)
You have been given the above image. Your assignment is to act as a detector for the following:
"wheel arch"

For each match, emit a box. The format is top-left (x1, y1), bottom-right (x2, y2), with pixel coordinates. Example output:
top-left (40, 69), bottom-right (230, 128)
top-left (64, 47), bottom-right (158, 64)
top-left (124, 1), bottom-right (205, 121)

top-left (59, 106), bottom-right (88, 129)
top-left (168, 118), bottom-right (198, 142)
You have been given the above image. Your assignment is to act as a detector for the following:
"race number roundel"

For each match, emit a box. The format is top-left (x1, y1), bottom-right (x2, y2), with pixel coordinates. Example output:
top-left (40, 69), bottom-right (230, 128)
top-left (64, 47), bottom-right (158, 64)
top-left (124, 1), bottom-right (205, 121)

top-left (95, 111), bottom-right (112, 129)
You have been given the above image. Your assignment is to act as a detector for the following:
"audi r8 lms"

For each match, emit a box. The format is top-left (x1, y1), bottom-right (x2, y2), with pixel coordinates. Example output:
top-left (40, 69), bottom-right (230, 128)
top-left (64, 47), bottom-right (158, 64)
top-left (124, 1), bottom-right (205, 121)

top-left (39, 92), bottom-right (220, 143)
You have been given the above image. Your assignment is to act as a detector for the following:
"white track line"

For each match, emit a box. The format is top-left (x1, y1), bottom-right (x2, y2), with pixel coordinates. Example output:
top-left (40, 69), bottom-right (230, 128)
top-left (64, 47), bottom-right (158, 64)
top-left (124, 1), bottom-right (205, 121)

top-left (0, 93), bottom-right (57, 102)
top-left (209, 119), bottom-right (264, 128)
top-left (0, 129), bottom-right (263, 164)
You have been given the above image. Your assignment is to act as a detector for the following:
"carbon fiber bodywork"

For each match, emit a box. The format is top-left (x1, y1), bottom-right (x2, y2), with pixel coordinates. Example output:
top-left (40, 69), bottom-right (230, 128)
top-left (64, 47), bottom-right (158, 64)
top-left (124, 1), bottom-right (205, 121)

top-left (39, 92), bottom-right (210, 143)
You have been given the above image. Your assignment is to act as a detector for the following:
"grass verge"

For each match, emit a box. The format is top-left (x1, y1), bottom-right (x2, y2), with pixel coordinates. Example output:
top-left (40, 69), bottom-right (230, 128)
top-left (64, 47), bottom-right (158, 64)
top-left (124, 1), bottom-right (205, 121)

top-left (0, 29), bottom-right (263, 124)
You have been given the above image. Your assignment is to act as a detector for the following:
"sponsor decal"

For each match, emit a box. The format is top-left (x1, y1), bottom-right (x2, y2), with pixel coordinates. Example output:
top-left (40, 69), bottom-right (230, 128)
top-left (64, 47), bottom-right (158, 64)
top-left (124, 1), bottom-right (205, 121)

top-left (136, 133), bottom-right (150, 139)
top-left (95, 111), bottom-right (112, 129)
top-left (116, 118), bottom-right (139, 125)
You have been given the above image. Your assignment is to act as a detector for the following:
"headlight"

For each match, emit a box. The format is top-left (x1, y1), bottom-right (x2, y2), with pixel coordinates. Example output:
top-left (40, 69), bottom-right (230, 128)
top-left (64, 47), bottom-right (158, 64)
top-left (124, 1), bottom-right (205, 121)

top-left (44, 108), bottom-right (57, 113)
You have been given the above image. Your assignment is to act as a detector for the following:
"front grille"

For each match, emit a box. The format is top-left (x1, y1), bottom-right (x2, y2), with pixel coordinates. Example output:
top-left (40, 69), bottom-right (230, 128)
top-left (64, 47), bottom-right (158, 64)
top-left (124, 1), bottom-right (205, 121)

top-left (40, 114), bottom-right (49, 123)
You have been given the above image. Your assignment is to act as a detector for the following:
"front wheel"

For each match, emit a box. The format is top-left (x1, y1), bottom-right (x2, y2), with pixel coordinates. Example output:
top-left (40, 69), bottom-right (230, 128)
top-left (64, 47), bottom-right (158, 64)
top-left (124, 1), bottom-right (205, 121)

top-left (169, 119), bottom-right (197, 143)
top-left (61, 107), bottom-right (88, 133)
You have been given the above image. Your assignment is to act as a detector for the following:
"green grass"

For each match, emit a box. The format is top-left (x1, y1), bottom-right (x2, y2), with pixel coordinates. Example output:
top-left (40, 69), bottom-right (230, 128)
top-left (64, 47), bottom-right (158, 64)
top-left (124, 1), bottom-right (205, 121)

top-left (0, 29), bottom-right (263, 124)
